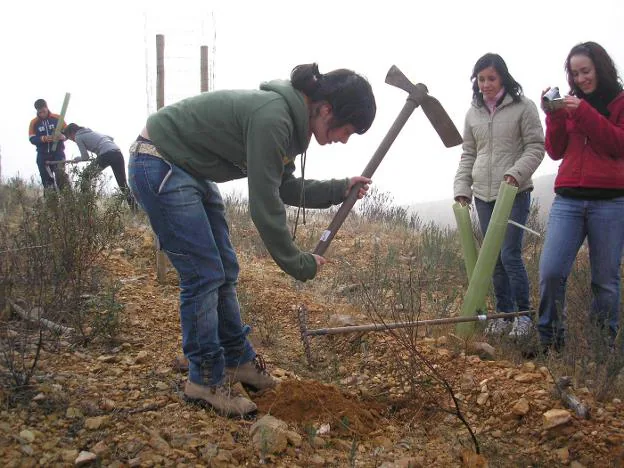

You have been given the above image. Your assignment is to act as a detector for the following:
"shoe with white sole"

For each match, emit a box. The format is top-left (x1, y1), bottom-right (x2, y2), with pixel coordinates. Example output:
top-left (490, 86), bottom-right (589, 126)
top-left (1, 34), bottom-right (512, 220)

top-left (508, 317), bottom-right (533, 339)
top-left (484, 318), bottom-right (511, 336)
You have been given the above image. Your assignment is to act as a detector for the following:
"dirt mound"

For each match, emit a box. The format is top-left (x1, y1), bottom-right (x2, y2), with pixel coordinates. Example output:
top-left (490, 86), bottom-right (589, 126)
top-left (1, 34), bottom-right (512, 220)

top-left (255, 378), bottom-right (384, 436)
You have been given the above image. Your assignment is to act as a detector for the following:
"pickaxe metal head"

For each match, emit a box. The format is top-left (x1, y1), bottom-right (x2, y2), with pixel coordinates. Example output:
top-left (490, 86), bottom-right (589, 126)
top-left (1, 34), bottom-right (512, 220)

top-left (312, 64), bottom-right (463, 257)
top-left (385, 65), bottom-right (463, 148)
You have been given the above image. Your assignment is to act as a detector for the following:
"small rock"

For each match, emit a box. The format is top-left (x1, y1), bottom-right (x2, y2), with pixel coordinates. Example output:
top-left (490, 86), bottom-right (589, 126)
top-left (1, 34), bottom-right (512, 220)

top-left (514, 373), bottom-right (541, 383)
top-left (32, 393), bottom-right (46, 402)
top-left (155, 381), bottom-right (169, 391)
top-left (613, 398), bottom-right (622, 405)
top-left (521, 362), bottom-right (536, 371)
top-left (436, 336), bottom-right (448, 346)
top-left (66, 407), bottom-right (83, 419)
top-left (285, 430), bottom-right (302, 447)
top-left (75, 451), bottom-right (97, 466)
top-left (512, 398), bottom-right (530, 416)
top-left (250, 415), bottom-right (289, 455)
top-left (543, 409), bottom-right (572, 429)
top-left (91, 441), bottom-right (109, 457)
top-left (477, 392), bottom-right (489, 406)
top-left (555, 447), bottom-right (570, 464)
top-left (469, 342), bottom-right (496, 360)
top-left (98, 399), bottom-right (116, 411)
top-left (134, 351), bottom-right (149, 364)
top-left (84, 416), bottom-right (107, 430)
top-left (19, 429), bottom-right (35, 443)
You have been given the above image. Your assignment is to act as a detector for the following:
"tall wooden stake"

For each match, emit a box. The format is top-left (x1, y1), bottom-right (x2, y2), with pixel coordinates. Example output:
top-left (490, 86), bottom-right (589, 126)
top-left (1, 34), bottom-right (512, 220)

top-left (155, 34), bottom-right (169, 283)
top-left (200, 45), bottom-right (209, 93)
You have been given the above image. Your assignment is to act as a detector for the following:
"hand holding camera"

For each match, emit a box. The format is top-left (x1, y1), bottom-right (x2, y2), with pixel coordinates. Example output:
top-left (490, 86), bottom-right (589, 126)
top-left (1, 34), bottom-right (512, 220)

top-left (541, 87), bottom-right (566, 113)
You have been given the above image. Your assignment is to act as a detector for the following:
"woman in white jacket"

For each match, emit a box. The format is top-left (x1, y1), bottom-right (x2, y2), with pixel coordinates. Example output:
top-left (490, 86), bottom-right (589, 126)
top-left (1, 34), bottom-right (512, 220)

top-left (454, 53), bottom-right (545, 338)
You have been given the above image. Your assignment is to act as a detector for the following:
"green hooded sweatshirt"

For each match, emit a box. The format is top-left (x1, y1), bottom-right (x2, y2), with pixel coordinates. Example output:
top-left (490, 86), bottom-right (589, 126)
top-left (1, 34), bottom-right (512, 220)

top-left (146, 80), bottom-right (349, 281)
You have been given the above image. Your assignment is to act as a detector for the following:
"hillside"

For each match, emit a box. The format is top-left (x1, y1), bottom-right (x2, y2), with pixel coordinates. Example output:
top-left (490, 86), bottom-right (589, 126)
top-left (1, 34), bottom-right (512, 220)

top-left (1, 187), bottom-right (623, 467)
top-left (409, 173), bottom-right (557, 228)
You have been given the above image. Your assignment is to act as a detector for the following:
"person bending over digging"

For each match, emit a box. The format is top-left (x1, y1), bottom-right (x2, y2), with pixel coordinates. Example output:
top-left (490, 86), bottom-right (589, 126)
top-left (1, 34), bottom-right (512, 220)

top-left (63, 123), bottom-right (136, 209)
top-left (128, 63), bottom-right (376, 418)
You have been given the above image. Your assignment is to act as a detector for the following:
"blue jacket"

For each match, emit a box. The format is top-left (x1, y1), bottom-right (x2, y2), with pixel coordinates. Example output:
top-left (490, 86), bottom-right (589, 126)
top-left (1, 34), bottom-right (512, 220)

top-left (29, 113), bottom-right (65, 155)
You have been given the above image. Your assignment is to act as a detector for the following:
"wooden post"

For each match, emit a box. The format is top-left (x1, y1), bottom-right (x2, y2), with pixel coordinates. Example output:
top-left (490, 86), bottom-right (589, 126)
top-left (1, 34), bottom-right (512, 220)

top-left (155, 34), bottom-right (169, 283)
top-left (200, 45), bottom-right (209, 93)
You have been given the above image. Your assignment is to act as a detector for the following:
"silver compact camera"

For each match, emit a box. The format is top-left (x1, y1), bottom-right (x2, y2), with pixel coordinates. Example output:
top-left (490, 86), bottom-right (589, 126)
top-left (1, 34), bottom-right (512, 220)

top-left (542, 87), bottom-right (565, 112)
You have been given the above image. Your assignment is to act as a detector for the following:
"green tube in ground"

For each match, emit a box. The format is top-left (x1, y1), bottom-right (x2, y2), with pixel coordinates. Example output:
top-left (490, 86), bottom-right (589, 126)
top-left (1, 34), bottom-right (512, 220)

top-left (456, 183), bottom-right (518, 337)
top-left (453, 202), bottom-right (486, 313)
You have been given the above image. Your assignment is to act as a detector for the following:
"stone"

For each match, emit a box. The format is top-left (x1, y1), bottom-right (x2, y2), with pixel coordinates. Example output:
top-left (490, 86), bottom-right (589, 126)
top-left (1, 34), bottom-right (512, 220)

top-left (250, 415), bottom-right (289, 455)
top-left (512, 398), bottom-right (530, 416)
top-left (91, 441), bottom-right (109, 457)
top-left (75, 451), bottom-right (97, 466)
top-left (134, 351), bottom-right (149, 364)
top-left (66, 407), bottom-right (83, 419)
top-left (477, 392), bottom-right (489, 406)
top-left (555, 447), bottom-right (570, 464)
top-left (84, 416), bottom-right (107, 430)
top-left (469, 342), bottom-right (496, 360)
top-left (514, 373), bottom-right (541, 383)
top-left (543, 409), bottom-right (572, 429)
top-left (19, 430), bottom-right (35, 443)
top-left (285, 430), bottom-right (302, 447)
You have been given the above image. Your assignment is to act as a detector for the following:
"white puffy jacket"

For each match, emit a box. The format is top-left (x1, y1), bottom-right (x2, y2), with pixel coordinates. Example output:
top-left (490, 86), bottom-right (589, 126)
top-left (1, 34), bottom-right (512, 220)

top-left (453, 94), bottom-right (545, 202)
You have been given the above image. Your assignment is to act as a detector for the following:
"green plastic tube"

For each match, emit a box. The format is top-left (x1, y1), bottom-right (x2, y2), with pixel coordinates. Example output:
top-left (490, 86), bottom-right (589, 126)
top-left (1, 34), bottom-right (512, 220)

top-left (453, 202), bottom-right (486, 313)
top-left (456, 183), bottom-right (518, 337)
top-left (52, 92), bottom-right (71, 152)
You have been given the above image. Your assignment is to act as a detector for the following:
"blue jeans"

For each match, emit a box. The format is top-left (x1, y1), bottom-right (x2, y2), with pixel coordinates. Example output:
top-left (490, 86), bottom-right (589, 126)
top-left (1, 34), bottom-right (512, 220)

top-left (538, 195), bottom-right (624, 347)
top-left (128, 151), bottom-right (256, 386)
top-left (474, 191), bottom-right (531, 315)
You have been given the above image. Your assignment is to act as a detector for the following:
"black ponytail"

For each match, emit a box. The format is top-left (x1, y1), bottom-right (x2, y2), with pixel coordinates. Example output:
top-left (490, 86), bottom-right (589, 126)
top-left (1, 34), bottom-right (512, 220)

top-left (290, 63), bottom-right (376, 134)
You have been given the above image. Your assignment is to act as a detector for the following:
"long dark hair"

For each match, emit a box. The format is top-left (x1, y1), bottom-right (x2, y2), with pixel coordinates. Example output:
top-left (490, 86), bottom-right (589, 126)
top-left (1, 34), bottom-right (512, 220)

top-left (565, 41), bottom-right (623, 103)
top-left (290, 63), bottom-right (376, 134)
top-left (471, 53), bottom-right (523, 106)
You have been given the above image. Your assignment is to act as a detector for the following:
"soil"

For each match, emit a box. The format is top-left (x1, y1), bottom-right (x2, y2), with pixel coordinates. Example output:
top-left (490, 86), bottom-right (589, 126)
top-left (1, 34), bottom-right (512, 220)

top-left (1, 223), bottom-right (624, 467)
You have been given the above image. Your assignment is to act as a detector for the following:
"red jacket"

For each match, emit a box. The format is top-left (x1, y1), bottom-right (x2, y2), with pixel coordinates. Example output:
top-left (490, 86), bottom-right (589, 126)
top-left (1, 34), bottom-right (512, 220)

top-left (545, 92), bottom-right (624, 189)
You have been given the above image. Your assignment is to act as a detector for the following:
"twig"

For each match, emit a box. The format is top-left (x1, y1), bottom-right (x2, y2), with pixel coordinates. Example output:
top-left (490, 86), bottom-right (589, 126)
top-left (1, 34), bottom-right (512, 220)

top-left (8, 300), bottom-right (75, 335)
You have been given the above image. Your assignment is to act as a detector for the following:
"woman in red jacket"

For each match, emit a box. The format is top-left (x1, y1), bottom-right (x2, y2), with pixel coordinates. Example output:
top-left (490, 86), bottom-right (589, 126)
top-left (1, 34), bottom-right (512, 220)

top-left (538, 41), bottom-right (624, 352)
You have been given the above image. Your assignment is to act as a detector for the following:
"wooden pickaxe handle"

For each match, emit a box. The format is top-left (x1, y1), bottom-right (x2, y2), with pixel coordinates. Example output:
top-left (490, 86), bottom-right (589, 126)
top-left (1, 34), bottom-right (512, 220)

top-left (313, 94), bottom-right (422, 256)
top-left (312, 65), bottom-right (462, 256)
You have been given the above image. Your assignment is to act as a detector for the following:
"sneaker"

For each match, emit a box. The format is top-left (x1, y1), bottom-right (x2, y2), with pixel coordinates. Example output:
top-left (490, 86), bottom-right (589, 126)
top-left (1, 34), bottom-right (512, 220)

top-left (226, 355), bottom-right (278, 392)
top-left (183, 381), bottom-right (257, 418)
top-left (508, 317), bottom-right (533, 339)
top-left (484, 318), bottom-right (511, 336)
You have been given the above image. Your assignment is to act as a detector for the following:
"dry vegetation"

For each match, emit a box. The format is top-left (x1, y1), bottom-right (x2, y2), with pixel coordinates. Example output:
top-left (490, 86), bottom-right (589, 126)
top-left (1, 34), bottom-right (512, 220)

top-left (1, 180), bottom-right (624, 467)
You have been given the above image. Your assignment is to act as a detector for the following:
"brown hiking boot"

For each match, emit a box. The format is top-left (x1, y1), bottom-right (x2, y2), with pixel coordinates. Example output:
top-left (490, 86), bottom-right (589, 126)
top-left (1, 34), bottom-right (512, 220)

top-left (183, 381), bottom-right (257, 418)
top-left (226, 355), bottom-right (278, 392)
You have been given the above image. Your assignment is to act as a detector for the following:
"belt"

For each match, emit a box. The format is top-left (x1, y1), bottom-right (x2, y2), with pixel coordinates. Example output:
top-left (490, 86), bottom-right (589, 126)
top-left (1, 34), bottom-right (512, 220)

top-left (129, 140), bottom-right (165, 160)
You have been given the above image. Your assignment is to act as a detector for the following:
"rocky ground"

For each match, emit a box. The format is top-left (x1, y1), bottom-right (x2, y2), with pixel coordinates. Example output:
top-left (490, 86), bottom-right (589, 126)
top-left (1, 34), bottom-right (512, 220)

top-left (1, 222), bottom-right (624, 467)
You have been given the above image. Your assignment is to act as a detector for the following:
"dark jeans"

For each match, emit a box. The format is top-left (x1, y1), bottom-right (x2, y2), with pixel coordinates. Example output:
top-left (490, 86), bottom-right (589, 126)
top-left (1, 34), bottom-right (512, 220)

top-left (474, 191), bottom-right (531, 315)
top-left (36, 152), bottom-right (68, 190)
top-left (84, 150), bottom-right (136, 208)
top-left (538, 195), bottom-right (624, 347)
top-left (128, 150), bottom-right (255, 386)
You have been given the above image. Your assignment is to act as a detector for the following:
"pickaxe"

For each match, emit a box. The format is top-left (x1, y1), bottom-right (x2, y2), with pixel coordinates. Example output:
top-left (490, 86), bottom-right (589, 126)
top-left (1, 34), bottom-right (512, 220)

top-left (313, 65), bottom-right (463, 256)
top-left (298, 307), bottom-right (535, 366)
